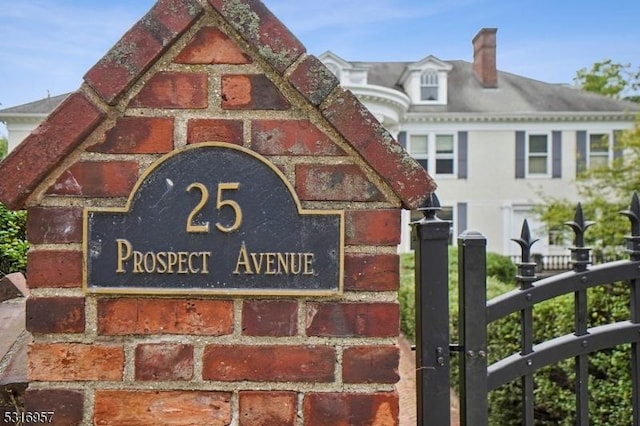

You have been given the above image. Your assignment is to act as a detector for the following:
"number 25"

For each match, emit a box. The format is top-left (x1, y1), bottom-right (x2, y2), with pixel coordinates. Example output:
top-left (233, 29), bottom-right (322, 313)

top-left (186, 182), bottom-right (242, 233)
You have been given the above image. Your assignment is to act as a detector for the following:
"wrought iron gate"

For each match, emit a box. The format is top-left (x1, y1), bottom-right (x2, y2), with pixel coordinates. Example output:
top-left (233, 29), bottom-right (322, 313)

top-left (412, 193), bottom-right (640, 425)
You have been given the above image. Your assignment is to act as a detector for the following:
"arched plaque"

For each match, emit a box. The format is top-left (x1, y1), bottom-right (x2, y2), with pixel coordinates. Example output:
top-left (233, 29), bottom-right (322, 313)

top-left (83, 143), bottom-right (344, 295)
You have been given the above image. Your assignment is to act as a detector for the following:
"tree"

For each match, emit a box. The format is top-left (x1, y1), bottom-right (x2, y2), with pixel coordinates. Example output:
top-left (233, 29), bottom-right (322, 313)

top-left (539, 61), bottom-right (640, 257)
top-left (0, 136), bottom-right (7, 159)
top-left (574, 59), bottom-right (640, 102)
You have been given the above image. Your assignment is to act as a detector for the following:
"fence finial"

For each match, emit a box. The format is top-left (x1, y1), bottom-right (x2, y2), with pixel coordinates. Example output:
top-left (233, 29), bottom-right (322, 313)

top-left (418, 192), bottom-right (441, 220)
top-left (621, 192), bottom-right (640, 260)
top-left (621, 192), bottom-right (640, 237)
top-left (564, 203), bottom-right (594, 248)
top-left (511, 219), bottom-right (538, 263)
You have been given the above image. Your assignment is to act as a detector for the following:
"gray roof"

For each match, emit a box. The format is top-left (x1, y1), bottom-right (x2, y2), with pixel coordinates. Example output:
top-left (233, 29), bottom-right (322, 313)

top-left (2, 60), bottom-right (640, 118)
top-left (0, 93), bottom-right (71, 115)
top-left (364, 59), bottom-right (640, 115)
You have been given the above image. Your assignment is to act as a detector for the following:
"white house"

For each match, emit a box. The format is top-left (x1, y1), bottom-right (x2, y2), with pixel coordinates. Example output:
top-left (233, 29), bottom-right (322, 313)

top-left (2, 28), bottom-right (639, 256)
top-left (319, 28), bottom-right (640, 255)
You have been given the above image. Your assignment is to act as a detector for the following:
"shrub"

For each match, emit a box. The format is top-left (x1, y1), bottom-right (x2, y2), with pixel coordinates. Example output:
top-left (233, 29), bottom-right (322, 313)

top-left (399, 249), bottom-right (632, 425)
top-left (486, 251), bottom-right (516, 284)
top-left (0, 202), bottom-right (28, 275)
top-left (487, 282), bottom-right (631, 426)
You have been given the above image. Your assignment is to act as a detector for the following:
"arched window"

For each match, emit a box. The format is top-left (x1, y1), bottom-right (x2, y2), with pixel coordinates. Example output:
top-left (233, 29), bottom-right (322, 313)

top-left (421, 70), bottom-right (439, 101)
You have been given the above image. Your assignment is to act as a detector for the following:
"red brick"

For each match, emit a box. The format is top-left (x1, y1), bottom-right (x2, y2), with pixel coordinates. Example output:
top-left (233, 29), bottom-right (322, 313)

top-left (345, 209), bottom-right (401, 246)
top-left (251, 119), bottom-right (344, 156)
top-left (130, 71), bottom-right (208, 109)
top-left (344, 253), bottom-right (399, 291)
top-left (208, 0), bottom-right (304, 74)
top-left (296, 164), bottom-right (384, 202)
top-left (26, 297), bottom-right (85, 334)
top-left (306, 302), bottom-right (399, 337)
top-left (0, 93), bottom-right (105, 210)
top-left (222, 74), bottom-right (290, 110)
top-left (135, 343), bottom-right (193, 381)
top-left (89, 116), bottom-right (174, 154)
top-left (175, 26), bottom-right (251, 64)
top-left (27, 207), bottom-right (83, 244)
top-left (342, 346), bottom-right (400, 384)
top-left (84, 0), bottom-right (203, 104)
top-left (187, 119), bottom-right (244, 145)
top-left (321, 87), bottom-right (435, 209)
top-left (97, 298), bottom-right (233, 336)
top-left (27, 250), bottom-right (82, 288)
top-left (239, 391), bottom-right (297, 426)
top-left (289, 55), bottom-right (339, 106)
top-left (242, 300), bottom-right (298, 336)
top-left (25, 389), bottom-right (84, 426)
top-left (47, 160), bottom-right (138, 197)
top-left (203, 345), bottom-right (335, 382)
top-left (94, 390), bottom-right (231, 426)
top-left (303, 392), bottom-right (399, 426)
top-left (28, 343), bottom-right (124, 381)
top-left (151, 0), bottom-right (204, 34)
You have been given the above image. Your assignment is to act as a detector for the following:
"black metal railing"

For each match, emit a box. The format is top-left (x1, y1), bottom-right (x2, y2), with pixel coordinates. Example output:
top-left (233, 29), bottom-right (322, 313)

top-left (413, 192), bottom-right (640, 426)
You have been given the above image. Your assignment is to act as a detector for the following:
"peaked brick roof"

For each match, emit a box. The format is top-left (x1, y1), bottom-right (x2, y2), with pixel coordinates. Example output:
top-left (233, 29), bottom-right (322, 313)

top-left (0, 0), bottom-right (433, 211)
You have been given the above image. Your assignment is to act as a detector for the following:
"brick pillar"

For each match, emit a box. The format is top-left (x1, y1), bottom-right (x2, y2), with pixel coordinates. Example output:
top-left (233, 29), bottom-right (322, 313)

top-left (2, 2), bottom-right (434, 424)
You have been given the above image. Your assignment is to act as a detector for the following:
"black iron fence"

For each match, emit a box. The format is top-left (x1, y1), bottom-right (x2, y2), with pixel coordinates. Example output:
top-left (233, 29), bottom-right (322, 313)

top-left (412, 193), bottom-right (640, 425)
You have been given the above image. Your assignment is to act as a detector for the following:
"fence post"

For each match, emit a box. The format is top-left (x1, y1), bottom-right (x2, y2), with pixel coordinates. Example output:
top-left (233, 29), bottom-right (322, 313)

top-left (412, 193), bottom-right (452, 426)
top-left (458, 230), bottom-right (488, 426)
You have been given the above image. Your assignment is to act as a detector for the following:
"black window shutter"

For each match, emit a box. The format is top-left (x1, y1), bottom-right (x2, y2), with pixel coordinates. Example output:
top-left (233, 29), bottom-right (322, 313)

top-left (458, 131), bottom-right (468, 179)
top-left (576, 130), bottom-right (587, 174)
top-left (614, 130), bottom-right (623, 162)
top-left (552, 131), bottom-right (562, 178)
top-left (515, 131), bottom-right (525, 178)
top-left (457, 202), bottom-right (468, 234)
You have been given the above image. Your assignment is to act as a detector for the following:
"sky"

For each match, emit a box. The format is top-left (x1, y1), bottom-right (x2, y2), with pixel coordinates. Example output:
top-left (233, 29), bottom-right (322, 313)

top-left (1, 0), bottom-right (639, 135)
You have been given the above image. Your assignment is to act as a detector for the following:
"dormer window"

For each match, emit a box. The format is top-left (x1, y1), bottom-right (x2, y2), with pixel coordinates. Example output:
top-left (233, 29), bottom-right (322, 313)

top-left (421, 70), bottom-right (439, 101)
top-left (400, 56), bottom-right (452, 105)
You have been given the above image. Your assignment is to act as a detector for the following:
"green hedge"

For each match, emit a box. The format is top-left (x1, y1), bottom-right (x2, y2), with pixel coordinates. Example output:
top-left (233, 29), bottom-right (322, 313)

top-left (399, 249), bottom-right (632, 425)
top-left (0, 202), bottom-right (28, 275)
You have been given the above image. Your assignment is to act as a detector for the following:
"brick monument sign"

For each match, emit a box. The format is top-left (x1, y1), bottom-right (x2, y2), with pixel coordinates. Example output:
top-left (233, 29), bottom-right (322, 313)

top-left (0, 0), bottom-right (434, 424)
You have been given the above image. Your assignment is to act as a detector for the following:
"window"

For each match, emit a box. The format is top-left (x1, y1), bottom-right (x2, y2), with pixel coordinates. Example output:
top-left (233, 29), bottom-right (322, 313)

top-left (409, 133), bottom-right (456, 175)
top-left (527, 134), bottom-right (549, 175)
top-left (588, 133), bottom-right (610, 169)
top-left (420, 70), bottom-right (439, 101)
top-left (436, 135), bottom-right (454, 174)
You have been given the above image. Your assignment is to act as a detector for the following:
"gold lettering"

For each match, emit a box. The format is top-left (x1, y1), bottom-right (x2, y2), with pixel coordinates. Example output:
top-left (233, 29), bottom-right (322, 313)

top-left (290, 253), bottom-right (302, 274)
top-left (156, 252), bottom-right (168, 274)
top-left (188, 252), bottom-right (200, 273)
top-left (133, 251), bottom-right (144, 273)
top-left (303, 253), bottom-right (314, 275)
top-left (250, 252), bottom-right (264, 274)
top-left (116, 239), bottom-right (132, 273)
top-left (178, 252), bottom-right (189, 274)
top-left (113, 241), bottom-right (211, 275)
top-left (143, 252), bottom-right (156, 273)
top-left (200, 252), bottom-right (210, 274)
top-left (265, 253), bottom-right (276, 275)
top-left (166, 252), bottom-right (178, 273)
top-left (233, 244), bottom-right (316, 276)
top-left (233, 243), bottom-right (253, 274)
top-left (277, 253), bottom-right (289, 274)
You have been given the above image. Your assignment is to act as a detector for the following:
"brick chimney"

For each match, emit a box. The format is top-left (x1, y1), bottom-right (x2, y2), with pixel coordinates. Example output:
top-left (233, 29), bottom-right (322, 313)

top-left (472, 28), bottom-right (498, 88)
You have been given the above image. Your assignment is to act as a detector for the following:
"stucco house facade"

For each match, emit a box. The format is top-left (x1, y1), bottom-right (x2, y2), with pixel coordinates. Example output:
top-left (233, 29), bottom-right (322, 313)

top-left (2, 28), bottom-right (639, 256)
